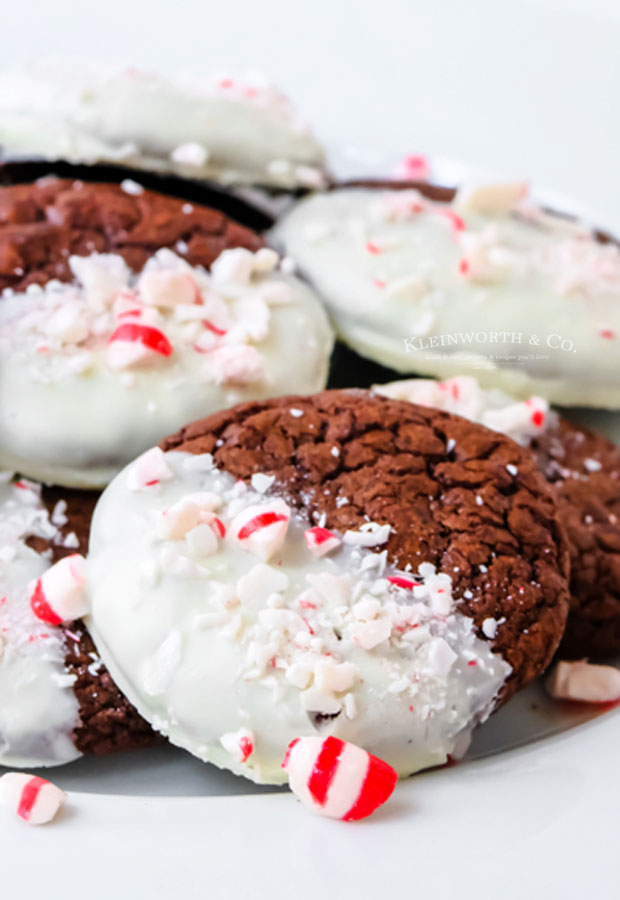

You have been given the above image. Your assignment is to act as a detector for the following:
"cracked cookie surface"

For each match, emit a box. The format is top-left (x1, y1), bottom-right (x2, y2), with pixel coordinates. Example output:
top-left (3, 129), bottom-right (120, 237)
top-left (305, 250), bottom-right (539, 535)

top-left (162, 389), bottom-right (571, 699)
top-left (0, 178), bottom-right (263, 292)
top-left (532, 418), bottom-right (620, 657)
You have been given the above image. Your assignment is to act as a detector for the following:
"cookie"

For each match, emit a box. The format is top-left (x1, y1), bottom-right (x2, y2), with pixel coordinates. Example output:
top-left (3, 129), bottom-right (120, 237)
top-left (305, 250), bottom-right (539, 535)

top-left (86, 390), bottom-right (570, 784)
top-left (376, 376), bottom-right (620, 657)
top-left (271, 180), bottom-right (620, 408)
top-left (0, 178), bottom-right (333, 487)
top-left (0, 473), bottom-right (155, 768)
top-left (0, 159), bottom-right (277, 233)
top-left (0, 61), bottom-right (326, 190)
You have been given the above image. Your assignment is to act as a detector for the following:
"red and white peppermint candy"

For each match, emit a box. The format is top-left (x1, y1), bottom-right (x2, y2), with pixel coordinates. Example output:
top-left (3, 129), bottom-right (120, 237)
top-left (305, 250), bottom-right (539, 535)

top-left (29, 554), bottom-right (88, 626)
top-left (304, 527), bottom-right (341, 557)
top-left (229, 499), bottom-right (290, 561)
top-left (0, 773), bottom-right (67, 826)
top-left (107, 322), bottom-right (173, 369)
top-left (220, 727), bottom-right (255, 764)
top-left (546, 660), bottom-right (620, 704)
top-left (126, 447), bottom-right (174, 491)
top-left (386, 575), bottom-right (418, 590)
top-left (282, 736), bottom-right (397, 822)
top-left (157, 492), bottom-right (221, 541)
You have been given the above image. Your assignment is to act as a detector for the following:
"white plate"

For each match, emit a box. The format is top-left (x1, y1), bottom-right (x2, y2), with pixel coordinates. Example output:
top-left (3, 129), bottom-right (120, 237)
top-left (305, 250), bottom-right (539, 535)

top-left (1, 691), bottom-right (619, 898)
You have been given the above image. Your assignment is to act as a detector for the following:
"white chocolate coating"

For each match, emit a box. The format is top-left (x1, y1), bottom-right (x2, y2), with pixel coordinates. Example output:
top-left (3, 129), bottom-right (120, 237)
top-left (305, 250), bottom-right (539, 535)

top-left (375, 375), bottom-right (553, 446)
top-left (0, 248), bottom-right (333, 488)
top-left (0, 61), bottom-right (326, 189)
top-left (0, 477), bottom-right (81, 768)
top-left (87, 450), bottom-right (511, 785)
top-left (271, 186), bottom-right (620, 407)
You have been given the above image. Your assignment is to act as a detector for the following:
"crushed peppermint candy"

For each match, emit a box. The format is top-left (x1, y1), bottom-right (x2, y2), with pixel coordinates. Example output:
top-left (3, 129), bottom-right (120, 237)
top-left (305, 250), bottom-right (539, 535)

top-left (87, 452), bottom-right (513, 783)
top-left (546, 660), bottom-right (620, 704)
top-left (375, 375), bottom-right (552, 448)
top-left (0, 247), bottom-right (297, 388)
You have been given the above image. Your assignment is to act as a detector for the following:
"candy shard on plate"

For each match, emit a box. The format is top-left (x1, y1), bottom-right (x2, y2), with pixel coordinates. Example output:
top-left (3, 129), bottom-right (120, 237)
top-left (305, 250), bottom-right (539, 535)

top-left (546, 660), bottom-right (620, 703)
top-left (0, 773), bottom-right (67, 825)
top-left (282, 736), bottom-right (398, 821)
top-left (29, 554), bottom-right (88, 625)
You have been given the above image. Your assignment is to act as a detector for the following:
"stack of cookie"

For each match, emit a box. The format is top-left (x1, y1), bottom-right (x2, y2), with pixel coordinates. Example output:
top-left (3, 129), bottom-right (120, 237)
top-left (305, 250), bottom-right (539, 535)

top-left (0, 60), bottom-right (617, 797)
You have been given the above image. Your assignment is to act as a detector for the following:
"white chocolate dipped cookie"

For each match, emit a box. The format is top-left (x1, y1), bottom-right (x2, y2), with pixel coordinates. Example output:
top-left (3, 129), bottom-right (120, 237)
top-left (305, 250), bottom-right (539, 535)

top-left (271, 182), bottom-right (620, 407)
top-left (0, 60), bottom-right (326, 190)
top-left (0, 475), bottom-right (82, 767)
top-left (85, 390), bottom-right (572, 784)
top-left (0, 474), bottom-right (157, 767)
top-left (0, 245), bottom-right (333, 488)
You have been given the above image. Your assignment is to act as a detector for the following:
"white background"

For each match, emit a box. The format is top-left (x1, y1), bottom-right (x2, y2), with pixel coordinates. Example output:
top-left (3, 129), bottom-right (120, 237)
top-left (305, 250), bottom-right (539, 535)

top-left (3, 0), bottom-right (620, 224)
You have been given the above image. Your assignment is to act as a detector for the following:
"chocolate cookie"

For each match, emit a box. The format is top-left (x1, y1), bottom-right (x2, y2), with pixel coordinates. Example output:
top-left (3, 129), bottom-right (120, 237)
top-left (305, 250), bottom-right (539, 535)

top-left (0, 177), bottom-right (263, 293)
top-left (85, 390), bottom-right (570, 785)
top-left (0, 160), bottom-right (276, 232)
top-left (0, 178), bottom-right (333, 488)
top-left (531, 419), bottom-right (620, 658)
top-left (375, 375), bottom-right (620, 657)
top-left (0, 475), bottom-right (155, 768)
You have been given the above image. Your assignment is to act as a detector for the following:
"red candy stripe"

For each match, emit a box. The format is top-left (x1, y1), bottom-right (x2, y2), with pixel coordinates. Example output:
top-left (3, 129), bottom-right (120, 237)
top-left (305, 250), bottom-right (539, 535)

top-left (202, 320), bottom-right (227, 337)
top-left (109, 323), bottom-right (173, 357)
top-left (237, 512), bottom-right (288, 540)
top-left (387, 575), bottom-right (417, 590)
top-left (212, 518), bottom-right (226, 538)
top-left (30, 580), bottom-right (62, 626)
top-left (17, 777), bottom-right (46, 822)
top-left (309, 527), bottom-right (335, 545)
top-left (239, 736), bottom-right (254, 763)
top-left (281, 737), bottom-right (299, 770)
top-left (307, 736), bottom-right (345, 806)
top-left (343, 754), bottom-right (398, 822)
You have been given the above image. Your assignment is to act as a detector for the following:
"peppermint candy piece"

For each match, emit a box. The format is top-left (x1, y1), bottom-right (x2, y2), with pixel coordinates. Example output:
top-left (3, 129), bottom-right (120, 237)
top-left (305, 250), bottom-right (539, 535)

top-left (29, 554), bottom-right (88, 625)
top-left (282, 736), bottom-right (397, 822)
top-left (107, 322), bottom-right (173, 369)
top-left (229, 500), bottom-right (290, 561)
top-left (546, 660), bottom-right (620, 704)
top-left (157, 492), bottom-right (220, 541)
top-left (220, 728), bottom-right (255, 764)
top-left (126, 447), bottom-right (174, 491)
top-left (453, 181), bottom-right (529, 216)
top-left (304, 526), bottom-right (341, 557)
top-left (0, 773), bottom-right (67, 825)
top-left (138, 270), bottom-right (198, 308)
